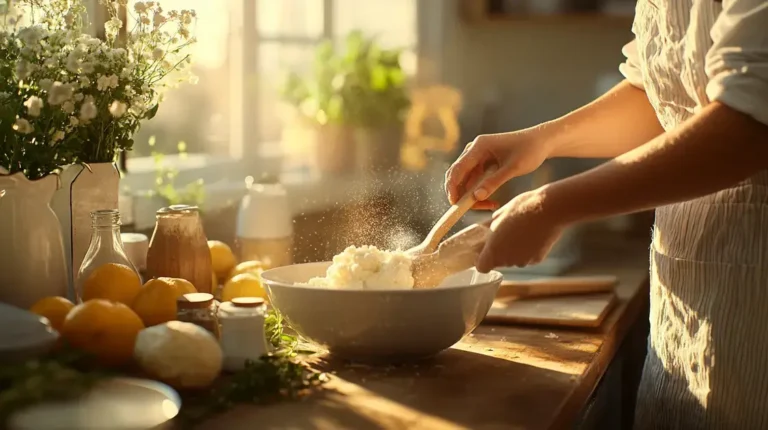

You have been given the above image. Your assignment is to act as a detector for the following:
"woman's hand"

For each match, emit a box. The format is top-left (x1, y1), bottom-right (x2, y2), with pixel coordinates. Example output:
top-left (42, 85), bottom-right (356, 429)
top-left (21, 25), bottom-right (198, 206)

top-left (444, 130), bottom-right (552, 210)
top-left (476, 188), bottom-right (566, 273)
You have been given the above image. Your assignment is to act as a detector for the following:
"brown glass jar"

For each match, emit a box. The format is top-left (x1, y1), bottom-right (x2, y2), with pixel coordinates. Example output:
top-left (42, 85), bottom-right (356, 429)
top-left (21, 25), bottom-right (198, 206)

top-left (177, 293), bottom-right (220, 339)
top-left (146, 205), bottom-right (213, 293)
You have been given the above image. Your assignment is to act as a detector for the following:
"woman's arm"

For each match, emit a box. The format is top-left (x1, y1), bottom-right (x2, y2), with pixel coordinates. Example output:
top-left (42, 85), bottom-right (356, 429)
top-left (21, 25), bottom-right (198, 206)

top-left (542, 102), bottom-right (768, 225)
top-left (540, 80), bottom-right (665, 159)
top-left (475, 102), bottom-right (768, 271)
top-left (444, 79), bottom-right (664, 205)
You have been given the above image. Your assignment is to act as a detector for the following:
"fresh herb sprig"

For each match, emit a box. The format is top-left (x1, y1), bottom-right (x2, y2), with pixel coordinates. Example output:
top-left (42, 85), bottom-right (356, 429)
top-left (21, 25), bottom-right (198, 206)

top-left (265, 308), bottom-right (298, 354)
top-left (177, 355), bottom-right (327, 425)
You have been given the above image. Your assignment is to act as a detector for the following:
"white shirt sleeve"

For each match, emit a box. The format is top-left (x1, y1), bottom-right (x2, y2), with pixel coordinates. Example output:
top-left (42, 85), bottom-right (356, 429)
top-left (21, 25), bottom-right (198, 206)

top-left (619, 39), bottom-right (645, 89)
top-left (706, 0), bottom-right (768, 126)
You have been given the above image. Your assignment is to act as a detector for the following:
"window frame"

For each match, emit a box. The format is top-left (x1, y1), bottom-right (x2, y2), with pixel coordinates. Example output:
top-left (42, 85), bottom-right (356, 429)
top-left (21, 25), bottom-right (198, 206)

top-left (92, 0), bottom-right (437, 188)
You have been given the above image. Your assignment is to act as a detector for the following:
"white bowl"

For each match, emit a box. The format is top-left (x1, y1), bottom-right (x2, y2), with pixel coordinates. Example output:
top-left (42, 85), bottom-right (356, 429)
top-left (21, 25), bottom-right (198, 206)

top-left (261, 262), bottom-right (503, 362)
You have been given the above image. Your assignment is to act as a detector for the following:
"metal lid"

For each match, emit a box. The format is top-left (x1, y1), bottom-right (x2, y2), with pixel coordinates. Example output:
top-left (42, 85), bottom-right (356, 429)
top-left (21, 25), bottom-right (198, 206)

top-left (177, 292), bottom-right (214, 309)
top-left (232, 297), bottom-right (265, 308)
top-left (157, 205), bottom-right (199, 216)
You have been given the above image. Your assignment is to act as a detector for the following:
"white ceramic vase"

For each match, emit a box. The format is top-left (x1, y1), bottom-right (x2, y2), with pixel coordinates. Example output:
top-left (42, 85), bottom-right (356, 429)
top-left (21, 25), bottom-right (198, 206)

top-left (0, 173), bottom-right (69, 308)
top-left (51, 163), bottom-right (120, 298)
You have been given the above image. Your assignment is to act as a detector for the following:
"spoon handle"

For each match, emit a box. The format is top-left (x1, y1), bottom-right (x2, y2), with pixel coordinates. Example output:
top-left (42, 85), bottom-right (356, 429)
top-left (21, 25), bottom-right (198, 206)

top-left (419, 167), bottom-right (497, 254)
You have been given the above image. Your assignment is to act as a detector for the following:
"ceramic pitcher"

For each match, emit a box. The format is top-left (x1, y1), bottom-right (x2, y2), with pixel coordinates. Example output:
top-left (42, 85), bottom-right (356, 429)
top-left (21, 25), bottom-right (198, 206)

top-left (0, 173), bottom-right (69, 308)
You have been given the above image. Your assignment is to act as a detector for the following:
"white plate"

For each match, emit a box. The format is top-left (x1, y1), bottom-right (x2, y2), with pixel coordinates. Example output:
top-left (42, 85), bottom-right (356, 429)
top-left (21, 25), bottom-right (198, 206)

top-left (0, 303), bottom-right (59, 362)
top-left (9, 377), bottom-right (182, 430)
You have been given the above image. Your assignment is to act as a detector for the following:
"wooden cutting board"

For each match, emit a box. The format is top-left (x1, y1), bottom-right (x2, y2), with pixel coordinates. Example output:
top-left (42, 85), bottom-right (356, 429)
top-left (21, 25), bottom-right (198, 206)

top-left (484, 275), bottom-right (619, 328)
top-left (498, 275), bottom-right (618, 299)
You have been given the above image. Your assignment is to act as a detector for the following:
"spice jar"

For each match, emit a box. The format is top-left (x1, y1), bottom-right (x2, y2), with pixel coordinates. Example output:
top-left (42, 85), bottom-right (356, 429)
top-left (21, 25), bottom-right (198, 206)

top-left (76, 210), bottom-right (140, 303)
top-left (235, 180), bottom-right (293, 269)
top-left (146, 205), bottom-right (213, 293)
top-left (177, 293), bottom-right (220, 339)
top-left (218, 297), bottom-right (269, 371)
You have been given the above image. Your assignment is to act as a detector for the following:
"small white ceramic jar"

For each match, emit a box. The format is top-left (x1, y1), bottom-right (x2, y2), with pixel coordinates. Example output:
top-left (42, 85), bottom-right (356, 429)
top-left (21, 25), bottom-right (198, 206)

top-left (217, 297), bottom-right (270, 372)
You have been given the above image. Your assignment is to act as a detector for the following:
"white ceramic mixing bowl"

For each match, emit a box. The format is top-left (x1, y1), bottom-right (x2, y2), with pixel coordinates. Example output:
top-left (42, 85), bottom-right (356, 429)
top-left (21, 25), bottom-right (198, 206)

top-left (261, 262), bottom-right (503, 362)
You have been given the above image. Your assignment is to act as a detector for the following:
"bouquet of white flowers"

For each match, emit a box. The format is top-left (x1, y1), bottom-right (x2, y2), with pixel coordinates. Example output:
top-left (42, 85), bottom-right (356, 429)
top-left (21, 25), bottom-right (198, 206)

top-left (0, 0), bottom-right (196, 180)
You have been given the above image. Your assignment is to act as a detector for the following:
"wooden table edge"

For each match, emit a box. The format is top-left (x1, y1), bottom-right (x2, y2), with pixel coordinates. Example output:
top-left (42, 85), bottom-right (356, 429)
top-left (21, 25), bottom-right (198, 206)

top-left (549, 272), bottom-right (651, 429)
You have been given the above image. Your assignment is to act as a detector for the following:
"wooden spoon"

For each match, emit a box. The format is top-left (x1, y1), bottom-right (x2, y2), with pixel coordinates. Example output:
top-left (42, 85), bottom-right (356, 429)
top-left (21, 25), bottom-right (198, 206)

top-left (412, 223), bottom-right (491, 288)
top-left (407, 166), bottom-right (497, 257)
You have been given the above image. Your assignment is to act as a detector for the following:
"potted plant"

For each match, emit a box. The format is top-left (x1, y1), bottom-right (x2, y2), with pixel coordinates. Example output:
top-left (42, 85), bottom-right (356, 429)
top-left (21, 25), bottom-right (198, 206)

top-left (280, 31), bottom-right (411, 175)
top-left (2, 0), bottom-right (197, 290)
top-left (280, 40), bottom-right (356, 176)
top-left (340, 31), bottom-right (410, 172)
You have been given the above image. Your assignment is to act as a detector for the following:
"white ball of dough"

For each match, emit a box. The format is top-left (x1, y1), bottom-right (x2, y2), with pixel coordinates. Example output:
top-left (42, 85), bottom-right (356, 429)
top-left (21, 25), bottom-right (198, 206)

top-left (134, 321), bottom-right (223, 389)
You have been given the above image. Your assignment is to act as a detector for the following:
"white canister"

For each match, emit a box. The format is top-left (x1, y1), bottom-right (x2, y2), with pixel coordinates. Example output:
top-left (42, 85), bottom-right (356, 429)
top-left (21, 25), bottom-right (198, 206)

top-left (121, 233), bottom-right (149, 277)
top-left (218, 297), bottom-right (270, 372)
top-left (235, 180), bottom-right (294, 269)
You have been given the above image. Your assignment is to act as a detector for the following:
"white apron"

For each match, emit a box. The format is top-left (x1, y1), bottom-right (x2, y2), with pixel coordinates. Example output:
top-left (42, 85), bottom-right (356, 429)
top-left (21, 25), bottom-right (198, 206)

top-left (630, 1), bottom-right (768, 428)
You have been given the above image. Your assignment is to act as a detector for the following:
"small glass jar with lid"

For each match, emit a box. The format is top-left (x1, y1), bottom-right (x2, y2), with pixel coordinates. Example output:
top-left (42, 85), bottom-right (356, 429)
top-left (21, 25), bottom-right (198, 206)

top-left (76, 209), bottom-right (140, 303)
top-left (177, 293), bottom-right (220, 339)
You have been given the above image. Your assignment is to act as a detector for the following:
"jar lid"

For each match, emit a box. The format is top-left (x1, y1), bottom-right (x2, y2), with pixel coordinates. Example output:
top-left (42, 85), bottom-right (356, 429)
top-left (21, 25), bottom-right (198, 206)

top-left (157, 205), bottom-right (199, 216)
top-left (218, 299), bottom-right (266, 317)
top-left (177, 292), bottom-right (214, 309)
top-left (232, 297), bottom-right (265, 307)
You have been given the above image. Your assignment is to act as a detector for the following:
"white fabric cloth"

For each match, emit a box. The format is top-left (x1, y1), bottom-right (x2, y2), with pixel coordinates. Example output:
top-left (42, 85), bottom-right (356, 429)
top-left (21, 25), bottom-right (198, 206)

top-left (621, 0), bottom-right (768, 128)
top-left (617, 1), bottom-right (768, 428)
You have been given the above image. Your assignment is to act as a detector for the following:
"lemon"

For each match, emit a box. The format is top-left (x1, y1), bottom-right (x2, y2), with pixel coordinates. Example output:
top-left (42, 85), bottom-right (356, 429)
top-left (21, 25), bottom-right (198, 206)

top-left (61, 299), bottom-right (144, 367)
top-left (29, 296), bottom-right (75, 331)
top-left (227, 260), bottom-right (263, 282)
top-left (81, 263), bottom-right (142, 306)
top-left (208, 240), bottom-right (237, 280)
top-left (132, 278), bottom-right (196, 326)
top-left (221, 273), bottom-right (268, 302)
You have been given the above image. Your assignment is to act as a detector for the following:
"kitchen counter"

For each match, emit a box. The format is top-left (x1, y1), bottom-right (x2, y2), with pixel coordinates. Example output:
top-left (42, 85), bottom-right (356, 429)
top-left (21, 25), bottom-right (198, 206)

top-left (198, 235), bottom-right (650, 430)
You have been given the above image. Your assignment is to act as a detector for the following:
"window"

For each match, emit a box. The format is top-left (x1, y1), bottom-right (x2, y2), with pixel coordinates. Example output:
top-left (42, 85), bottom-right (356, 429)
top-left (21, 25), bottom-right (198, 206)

top-left (119, 0), bottom-right (418, 171)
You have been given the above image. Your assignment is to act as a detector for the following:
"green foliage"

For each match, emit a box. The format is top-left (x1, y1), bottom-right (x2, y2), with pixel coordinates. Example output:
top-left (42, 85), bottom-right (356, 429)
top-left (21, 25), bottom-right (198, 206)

top-left (148, 136), bottom-right (205, 208)
top-left (279, 30), bottom-right (411, 129)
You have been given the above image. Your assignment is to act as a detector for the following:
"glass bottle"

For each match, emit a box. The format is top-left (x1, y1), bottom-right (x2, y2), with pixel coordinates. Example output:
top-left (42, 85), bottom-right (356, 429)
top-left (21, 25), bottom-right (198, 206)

top-left (146, 205), bottom-right (213, 293)
top-left (76, 209), bottom-right (139, 303)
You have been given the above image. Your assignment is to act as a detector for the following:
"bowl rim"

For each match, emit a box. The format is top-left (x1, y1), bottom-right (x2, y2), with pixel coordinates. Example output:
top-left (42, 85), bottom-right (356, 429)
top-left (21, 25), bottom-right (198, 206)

top-left (261, 261), bottom-right (504, 293)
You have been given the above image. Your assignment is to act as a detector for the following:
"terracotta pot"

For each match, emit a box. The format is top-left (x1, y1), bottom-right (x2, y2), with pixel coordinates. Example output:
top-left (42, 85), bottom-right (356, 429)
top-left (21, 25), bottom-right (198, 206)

top-left (354, 126), bottom-right (404, 173)
top-left (315, 124), bottom-right (356, 176)
top-left (51, 163), bottom-right (120, 298)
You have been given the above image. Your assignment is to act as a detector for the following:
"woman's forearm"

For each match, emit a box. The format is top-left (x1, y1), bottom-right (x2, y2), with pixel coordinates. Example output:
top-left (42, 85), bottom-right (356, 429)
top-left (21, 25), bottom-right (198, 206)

top-left (541, 102), bottom-right (768, 225)
top-left (538, 81), bottom-right (665, 159)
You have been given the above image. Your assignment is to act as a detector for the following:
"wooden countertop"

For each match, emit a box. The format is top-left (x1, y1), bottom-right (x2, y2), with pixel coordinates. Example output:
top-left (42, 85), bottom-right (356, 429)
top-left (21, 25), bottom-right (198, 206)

top-left (198, 237), bottom-right (650, 430)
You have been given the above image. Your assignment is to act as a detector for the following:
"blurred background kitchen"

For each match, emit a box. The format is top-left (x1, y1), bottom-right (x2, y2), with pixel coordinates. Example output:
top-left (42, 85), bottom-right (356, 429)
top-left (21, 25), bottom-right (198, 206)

top-left (115, 0), bottom-right (648, 272)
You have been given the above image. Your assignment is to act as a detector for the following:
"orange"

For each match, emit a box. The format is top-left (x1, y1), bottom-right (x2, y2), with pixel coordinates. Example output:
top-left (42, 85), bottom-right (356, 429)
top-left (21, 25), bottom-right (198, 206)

top-left (132, 277), bottom-right (196, 326)
top-left (82, 263), bottom-right (142, 306)
top-left (227, 260), bottom-right (263, 282)
top-left (61, 299), bottom-right (144, 366)
top-left (29, 296), bottom-right (75, 332)
top-left (208, 240), bottom-right (237, 280)
top-left (221, 273), bottom-right (268, 302)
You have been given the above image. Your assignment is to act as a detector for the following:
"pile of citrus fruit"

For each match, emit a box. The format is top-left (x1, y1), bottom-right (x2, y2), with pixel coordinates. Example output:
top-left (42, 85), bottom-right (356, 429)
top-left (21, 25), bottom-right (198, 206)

top-left (28, 240), bottom-right (269, 368)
